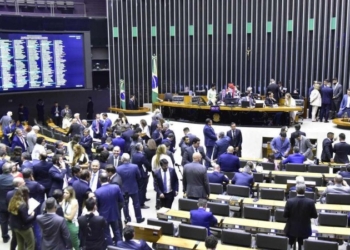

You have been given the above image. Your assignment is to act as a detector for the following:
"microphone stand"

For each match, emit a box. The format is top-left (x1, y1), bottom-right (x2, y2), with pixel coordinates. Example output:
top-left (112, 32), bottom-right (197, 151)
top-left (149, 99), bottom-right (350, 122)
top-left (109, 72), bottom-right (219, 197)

top-left (174, 163), bottom-right (183, 181)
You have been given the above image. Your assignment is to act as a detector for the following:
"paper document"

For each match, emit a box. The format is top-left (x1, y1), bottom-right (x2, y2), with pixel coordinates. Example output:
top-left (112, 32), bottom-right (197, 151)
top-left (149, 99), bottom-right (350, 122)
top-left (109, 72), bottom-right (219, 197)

top-left (28, 198), bottom-right (40, 215)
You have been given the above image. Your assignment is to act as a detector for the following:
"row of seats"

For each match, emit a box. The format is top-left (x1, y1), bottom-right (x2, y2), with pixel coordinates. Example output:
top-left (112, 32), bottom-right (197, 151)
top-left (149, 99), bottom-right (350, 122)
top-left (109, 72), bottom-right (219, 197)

top-left (0, 0), bottom-right (74, 7)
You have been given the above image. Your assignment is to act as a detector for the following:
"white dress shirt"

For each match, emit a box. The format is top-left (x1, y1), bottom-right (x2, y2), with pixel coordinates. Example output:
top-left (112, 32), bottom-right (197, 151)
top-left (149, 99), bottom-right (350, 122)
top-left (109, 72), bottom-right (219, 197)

top-left (90, 171), bottom-right (99, 192)
top-left (31, 144), bottom-right (45, 160)
top-left (162, 170), bottom-right (172, 193)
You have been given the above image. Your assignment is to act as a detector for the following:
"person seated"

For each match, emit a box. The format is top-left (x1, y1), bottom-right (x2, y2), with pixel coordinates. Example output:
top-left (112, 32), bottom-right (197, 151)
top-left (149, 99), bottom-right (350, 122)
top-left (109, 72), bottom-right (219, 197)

top-left (217, 146), bottom-right (240, 172)
top-left (205, 235), bottom-right (218, 250)
top-left (289, 176), bottom-right (313, 192)
top-left (240, 92), bottom-right (255, 106)
top-left (282, 146), bottom-right (306, 165)
top-left (319, 175), bottom-right (350, 203)
top-left (207, 164), bottom-right (229, 186)
top-left (231, 165), bottom-right (254, 189)
top-left (117, 225), bottom-right (152, 250)
top-left (190, 199), bottom-right (217, 235)
top-left (338, 165), bottom-right (350, 178)
top-left (265, 91), bottom-right (283, 125)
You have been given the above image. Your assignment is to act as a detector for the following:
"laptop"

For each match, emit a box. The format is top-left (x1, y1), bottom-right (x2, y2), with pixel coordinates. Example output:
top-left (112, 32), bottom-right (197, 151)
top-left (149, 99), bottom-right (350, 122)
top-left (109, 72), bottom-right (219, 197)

top-left (241, 101), bottom-right (250, 108)
top-left (225, 98), bottom-right (240, 107)
top-left (255, 102), bottom-right (264, 108)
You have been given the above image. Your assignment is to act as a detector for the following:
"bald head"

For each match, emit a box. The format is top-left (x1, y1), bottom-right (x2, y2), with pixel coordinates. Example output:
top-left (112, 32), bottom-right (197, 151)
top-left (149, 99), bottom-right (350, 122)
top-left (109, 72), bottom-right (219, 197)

top-left (192, 152), bottom-right (202, 163)
top-left (13, 177), bottom-right (25, 187)
top-left (213, 164), bottom-right (220, 172)
top-left (334, 175), bottom-right (343, 184)
top-left (227, 146), bottom-right (234, 154)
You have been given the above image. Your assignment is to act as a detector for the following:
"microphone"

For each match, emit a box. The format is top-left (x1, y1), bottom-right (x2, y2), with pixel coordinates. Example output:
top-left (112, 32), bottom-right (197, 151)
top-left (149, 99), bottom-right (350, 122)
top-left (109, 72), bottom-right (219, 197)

top-left (157, 98), bottom-right (164, 102)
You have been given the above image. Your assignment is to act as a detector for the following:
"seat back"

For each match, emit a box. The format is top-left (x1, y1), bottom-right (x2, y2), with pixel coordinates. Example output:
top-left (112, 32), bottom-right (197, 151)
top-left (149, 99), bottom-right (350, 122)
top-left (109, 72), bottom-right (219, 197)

top-left (274, 175), bottom-right (296, 184)
top-left (209, 183), bottom-right (223, 194)
top-left (289, 191), bottom-right (315, 201)
top-left (227, 184), bottom-right (250, 197)
top-left (147, 219), bottom-right (174, 236)
top-left (318, 212), bottom-right (348, 227)
top-left (240, 160), bottom-right (248, 168)
top-left (256, 233), bottom-right (288, 250)
top-left (178, 224), bottom-right (207, 241)
top-left (304, 176), bottom-right (323, 186)
top-left (286, 163), bottom-right (306, 172)
top-left (221, 229), bottom-right (251, 247)
top-left (207, 202), bottom-right (230, 216)
top-left (223, 171), bottom-right (235, 180)
top-left (274, 208), bottom-right (287, 223)
top-left (308, 164), bottom-right (329, 173)
top-left (326, 193), bottom-right (350, 205)
top-left (253, 172), bottom-right (264, 183)
top-left (178, 198), bottom-right (198, 211)
top-left (343, 177), bottom-right (350, 186)
top-left (107, 246), bottom-right (125, 250)
top-left (261, 162), bottom-right (275, 170)
top-left (304, 239), bottom-right (338, 250)
top-left (243, 206), bottom-right (270, 221)
top-left (260, 188), bottom-right (285, 201)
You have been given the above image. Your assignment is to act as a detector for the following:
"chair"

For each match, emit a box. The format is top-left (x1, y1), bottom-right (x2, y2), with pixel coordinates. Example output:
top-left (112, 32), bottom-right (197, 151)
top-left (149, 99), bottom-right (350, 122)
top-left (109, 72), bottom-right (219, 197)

top-left (253, 172), bottom-right (264, 183)
top-left (303, 239), bottom-right (338, 250)
top-left (286, 163), bottom-right (306, 172)
top-left (209, 183), bottom-right (223, 194)
top-left (256, 233), bottom-right (289, 250)
top-left (308, 164), bottom-right (329, 173)
top-left (178, 224), bottom-right (207, 241)
top-left (178, 198), bottom-right (197, 211)
top-left (53, 132), bottom-right (62, 140)
top-left (326, 193), bottom-right (350, 205)
top-left (295, 99), bottom-right (304, 125)
top-left (343, 177), bottom-right (350, 186)
top-left (243, 206), bottom-right (270, 221)
top-left (207, 202), bottom-right (230, 216)
top-left (147, 219), bottom-right (175, 236)
top-left (239, 160), bottom-right (247, 168)
top-left (107, 246), bottom-right (124, 250)
top-left (260, 188), bottom-right (285, 201)
top-left (261, 162), bottom-right (275, 170)
top-left (274, 175), bottom-right (296, 184)
top-left (221, 229), bottom-right (251, 247)
top-left (289, 191), bottom-right (315, 201)
top-left (61, 135), bottom-right (70, 143)
top-left (318, 212), bottom-right (347, 227)
top-left (46, 144), bottom-right (56, 152)
top-left (42, 127), bottom-right (53, 138)
top-left (274, 208), bottom-right (287, 223)
top-left (223, 171), bottom-right (235, 180)
top-left (227, 184), bottom-right (250, 197)
top-left (304, 176), bottom-right (323, 186)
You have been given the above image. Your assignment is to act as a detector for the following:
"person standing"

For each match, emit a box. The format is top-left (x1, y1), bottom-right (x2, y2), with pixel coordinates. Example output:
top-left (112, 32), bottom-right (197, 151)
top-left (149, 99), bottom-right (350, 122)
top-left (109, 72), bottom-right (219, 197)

top-left (87, 97), bottom-right (94, 120)
top-left (321, 132), bottom-right (335, 163)
top-left (337, 89), bottom-right (350, 118)
top-left (91, 114), bottom-right (103, 139)
top-left (11, 129), bottom-right (28, 152)
top-left (50, 102), bottom-right (62, 127)
top-left (333, 133), bottom-right (350, 163)
top-left (33, 152), bottom-right (53, 197)
top-left (79, 129), bottom-right (93, 159)
top-left (295, 133), bottom-right (314, 160)
top-left (17, 104), bottom-right (29, 123)
top-left (181, 138), bottom-right (210, 167)
top-left (309, 83), bottom-right (322, 122)
top-left (319, 80), bottom-right (333, 122)
top-left (226, 123), bottom-right (243, 157)
top-left (290, 124), bottom-right (306, 148)
top-left (0, 163), bottom-right (14, 243)
top-left (283, 184), bottom-right (318, 250)
top-left (49, 154), bottom-right (68, 197)
top-left (26, 125), bottom-right (39, 154)
top-left (203, 119), bottom-right (217, 167)
top-left (270, 132), bottom-right (290, 159)
top-left (332, 78), bottom-right (343, 118)
top-left (36, 99), bottom-right (45, 124)
top-left (217, 146), bottom-right (240, 172)
top-left (72, 170), bottom-right (91, 216)
top-left (266, 79), bottom-right (281, 102)
top-left (207, 84), bottom-right (217, 105)
top-left (212, 132), bottom-right (230, 160)
top-left (0, 111), bottom-right (13, 135)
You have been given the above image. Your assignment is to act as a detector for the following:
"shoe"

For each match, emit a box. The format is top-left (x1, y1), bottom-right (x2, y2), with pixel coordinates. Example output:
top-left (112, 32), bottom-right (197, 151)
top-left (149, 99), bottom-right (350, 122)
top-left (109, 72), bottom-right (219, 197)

top-left (325, 121), bottom-right (329, 123)
top-left (145, 198), bottom-right (151, 201)
top-left (141, 205), bottom-right (150, 209)
top-left (3, 237), bottom-right (10, 243)
top-left (137, 218), bottom-right (145, 223)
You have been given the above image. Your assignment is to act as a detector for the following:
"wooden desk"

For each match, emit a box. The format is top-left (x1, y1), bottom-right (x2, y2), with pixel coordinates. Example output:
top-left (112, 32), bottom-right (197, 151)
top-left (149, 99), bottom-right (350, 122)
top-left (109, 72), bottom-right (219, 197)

top-left (37, 133), bottom-right (68, 146)
top-left (127, 222), bottom-right (162, 243)
top-left (333, 118), bottom-right (350, 129)
top-left (108, 106), bottom-right (150, 115)
top-left (47, 122), bottom-right (68, 134)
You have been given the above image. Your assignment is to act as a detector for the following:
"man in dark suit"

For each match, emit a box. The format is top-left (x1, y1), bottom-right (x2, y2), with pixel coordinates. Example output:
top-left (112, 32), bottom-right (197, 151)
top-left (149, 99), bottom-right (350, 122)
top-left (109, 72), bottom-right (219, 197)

top-left (68, 165), bottom-right (80, 186)
top-left (182, 137), bottom-right (210, 167)
top-left (131, 143), bottom-right (151, 209)
top-left (321, 132), bottom-right (335, 162)
top-left (11, 129), bottom-right (28, 152)
top-left (190, 199), bottom-right (217, 235)
top-left (116, 153), bottom-right (144, 223)
top-left (128, 95), bottom-right (137, 110)
top-left (337, 89), bottom-right (350, 118)
top-left (107, 146), bottom-right (122, 167)
top-left (95, 172), bottom-right (124, 245)
top-left (37, 198), bottom-right (72, 249)
top-left (183, 152), bottom-right (210, 199)
top-left (122, 124), bottom-right (134, 153)
top-left (320, 80), bottom-right (333, 122)
top-left (203, 119), bottom-right (217, 167)
top-left (0, 163), bottom-right (13, 243)
top-left (33, 152), bottom-right (53, 197)
top-left (117, 225), bottom-right (152, 250)
top-left (89, 160), bottom-right (103, 192)
top-left (78, 198), bottom-right (107, 250)
top-left (283, 184), bottom-right (318, 250)
top-left (66, 119), bottom-right (82, 138)
top-left (180, 127), bottom-right (197, 145)
top-left (102, 113), bottom-right (112, 139)
top-left (232, 166), bottom-right (254, 189)
top-left (112, 131), bottom-right (125, 154)
top-left (91, 114), bottom-right (103, 139)
top-left (282, 146), bottom-right (305, 165)
top-left (72, 170), bottom-right (91, 216)
top-left (163, 123), bottom-right (176, 152)
top-left (87, 97), bottom-right (94, 120)
top-left (226, 122), bottom-right (243, 157)
top-left (212, 132), bottom-right (230, 160)
top-left (51, 102), bottom-right (62, 126)
top-left (48, 154), bottom-right (67, 197)
top-left (154, 159), bottom-right (179, 208)
top-left (332, 77), bottom-right (343, 118)
top-left (290, 124), bottom-right (306, 147)
top-left (152, 123), bottom-right (163, 146)
top-left (207, 164), bottom-right (229, 186)
top-left (217, 146), bottom-right (240, 172)
top-left (179, 136), bottom-right (191, 156)
top-left (20, 152), bottom-right (33, 171)
top-left (161, 133), bottom-right (176, 153)
top-left (79, 128), bottom-right (93, 158)
top-left (266, 79), bottom-right (281, 102)
top-left (333, 133), bottom-right (350, 163)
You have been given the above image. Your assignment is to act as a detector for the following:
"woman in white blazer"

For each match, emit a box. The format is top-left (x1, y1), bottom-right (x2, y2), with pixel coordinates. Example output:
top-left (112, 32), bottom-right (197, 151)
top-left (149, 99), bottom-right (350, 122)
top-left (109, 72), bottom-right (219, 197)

top-left (284, 93), bottom-right (297, 123)
top-left (309, 83), bottom-right (322, 122)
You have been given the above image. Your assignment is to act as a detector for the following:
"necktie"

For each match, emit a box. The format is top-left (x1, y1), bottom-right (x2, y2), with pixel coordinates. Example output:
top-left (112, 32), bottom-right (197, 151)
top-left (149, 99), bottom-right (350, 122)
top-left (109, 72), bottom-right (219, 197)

top-left (163, 171), bottom-right (167, 193)
top-left (20, 137), bottom-right (27, 149)
top-left (90, 173), bottom-right (96, 188)
top-left (114, 157), bottom-right (118, 167)
top-left (96, 120), bottom-right (99, 133)
top-left (195, 148), bottom-right (198, 153)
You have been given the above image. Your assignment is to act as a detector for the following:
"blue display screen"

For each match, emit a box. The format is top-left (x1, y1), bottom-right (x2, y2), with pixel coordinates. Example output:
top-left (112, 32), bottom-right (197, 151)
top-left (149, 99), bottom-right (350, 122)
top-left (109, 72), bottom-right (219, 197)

top-left (0, 32), bottom-right (85, 92)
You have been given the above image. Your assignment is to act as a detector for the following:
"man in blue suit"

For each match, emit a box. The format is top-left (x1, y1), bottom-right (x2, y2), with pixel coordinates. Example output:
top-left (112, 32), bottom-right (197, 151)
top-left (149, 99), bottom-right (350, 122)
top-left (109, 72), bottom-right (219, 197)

top-left (271, 132), bottom-right (291, 159)
top-left (20, 152), bottom-right (33, 171)
top-left (320, 80), bottom-right (333, 122)
top-left (212, 132), bottom-right (230, 160)
top-left (337, 89), bottom-right (350, 118)
top-left (112, 131), bottom-right (125, 154)
top-left (282, 146), bottom-right (305, 165)
top-left (49, 154), bottom-right (68, 197)
top-left (79, 128), bottom-right (93, 158)
top-left (116, 153), bottom-right (144, 223)
top-left (0, 163), bottom-right (14, 243)
top-left (131, 143), bottom-right (151, 209)
top-left (217, 146), bottom-right (240, 172)
top-left (163, 123), bottom-right (176, 152)
top-left (95, 172), bottom-right (124, 245)
top-left (154, 159), bottom-right (179, 209)
top-left (91, 114), bottom-right (103, 139)
top-left (11, 129), bottom-right (28, 152)
top-left (102, 113), bottom-right (112, 138)
top-left (33, 152), bottom-right (53, 197)
top-left (152, 123), bottom-right (163, 146)
top-left (161, 133), bottom-right (175, 153)
top-left (232, 166), bottom-right (254, 189)
top-left (190, 199), bottom-right (218, 235)
top-left (226, 122), bottom-right (243, 157)
top-left (72, 170), bottom-right (91, 216)
top-left (117, 225), bottom-right (152, 250)
top-left (207, 164), bottom-right (229, 186)
top-left (203, 119), bottom-right (217, 167)
top-left (122, 124), bottom-right (134, 154)
top-left (68, 165), bottom-right (80, 186)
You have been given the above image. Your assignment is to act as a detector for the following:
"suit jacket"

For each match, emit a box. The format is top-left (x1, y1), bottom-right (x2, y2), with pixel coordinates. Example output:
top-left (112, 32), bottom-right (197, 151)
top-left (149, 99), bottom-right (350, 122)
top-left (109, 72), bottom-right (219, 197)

top-left (226, 129), bottom-right (243, 149)
top-left (265, 97), bottom-right (277, 106)
top-left (190, 208), bottom-right (217, 235)
top-left (112, 137), bottom-right (125, 154)
top-left (66, 123), bottom-right (82, 137)
top-left (106, 155), bottom-right (122, 167)
top-left (95, 183), bottom-right (124, 222)
top-left (152, 130), bottom-right (163, 146)
top-left (217, 153), bottom-right (240, 172)
top-left (91, 119), bottom-right (103, 136)
top-left (266, 83), bottom-right (281, 101)
top-left (271, 136), bottom-right (291, 158)
top-left (321, 138), bottom-right (334, 162)
top-left (25, 179), bottom-right (45, 204)
top-left (154, 167), bottom-right (179, 195)
top-left (116, 163), bottom-right (141, 195)
top-left (51, 105), bottom-right (62, 118)
top-left (49, 166), bottom-right (67, 197)
top-left (150, 119), bottom-right (158, 135)
top-left (26, 130), bottom-right (37, 153)
top-left (181, 146), bottom-right (209, 166)
top-left (282, 153), bottom-right (305, 164)
top-left (102, 118), bottom-right (112, 136)
top-left (283, 196), bottom-right (318, 238)
top-left (203, 125), bottom-right (217, 147)
top-left (37, 213), bottom-right (72, 250)
top-left (0, 115), bottom-right (12, 133)
top-left (0, 174), bottom-right (14, 211)
top-left (11, 135), bottom-right (28, 152)
top-left (290, 131), bottom-right (306, 147)
top-left (79, 135), bottom-right (93, 156)
top-left (109, 173), bottom-right (123, 187)
top-left (207, 172), bottom-right (229, 185)
top-left (212, 136), bottom-right (230, 159)
top-left (320, 183), bottom-right (350, 201)
top-left (33, 160), bottom-right (54, 189)
top-left (72, 179), bottom-right (91, 216)
top-left (339, 94), bottom-right (350, 111)
top-left (21, 160), bottom-right (33, 171)
top-left (122, 129), bottom-right (134, 152)
top-left (117, 240), bottom-right (152, 250)
top-left (295, 136), bottom-right (313, 159)
top-left (87, 101), bottom-right (94, 115)
top-left (132, 152), bottom-right (151, 178)
top-left (78, 213), bottom-right (107, 250)
top-left (333, 83), bottom-right (343, 101)
top-left (163, 129), bottom-right (176, 151)
top-left (9, 203), bottom-right (35, 230)
top-left (333, 141), bottom-right (350, 163)
top-left (60, 109), bottom-right (72, 118)
top-left (128, 100), bottom-right (137, 110)
top-left (183, 162), bottom-right (210, 198)
top-left (232, 172), bottom-right (254, 188)
top-left (321, 86), bottom-right (333, 104)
